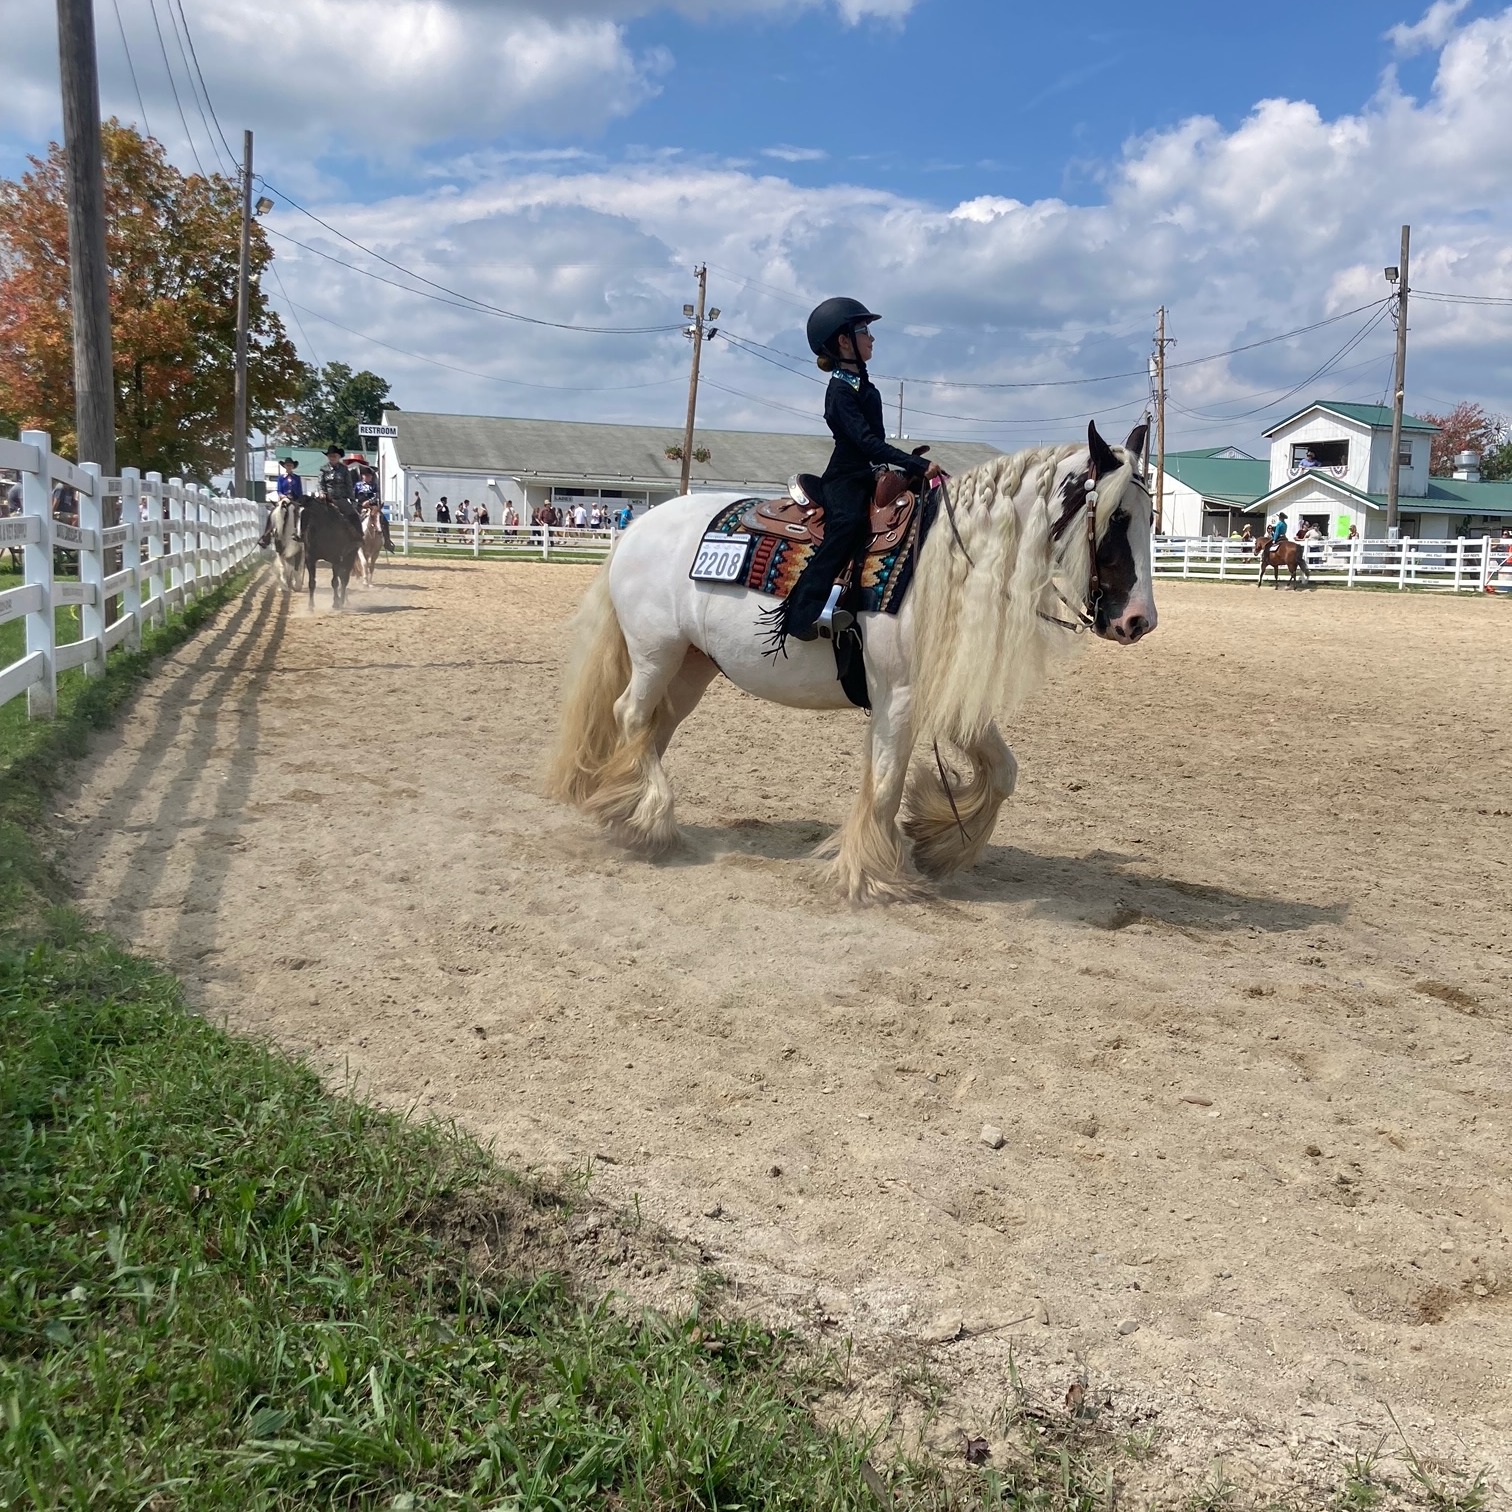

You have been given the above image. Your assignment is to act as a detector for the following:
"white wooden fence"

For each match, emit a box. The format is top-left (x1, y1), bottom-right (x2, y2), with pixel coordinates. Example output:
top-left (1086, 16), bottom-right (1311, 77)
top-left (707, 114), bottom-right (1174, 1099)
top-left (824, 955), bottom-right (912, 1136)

top-left (1153, 533), bottom-right (1509, 591)
top-left (393, 517), bottom-right (616, 561)
top-left (1, 429), bottom-right (260, 720)
top-left (389, 516), bottom-right (1512, 592)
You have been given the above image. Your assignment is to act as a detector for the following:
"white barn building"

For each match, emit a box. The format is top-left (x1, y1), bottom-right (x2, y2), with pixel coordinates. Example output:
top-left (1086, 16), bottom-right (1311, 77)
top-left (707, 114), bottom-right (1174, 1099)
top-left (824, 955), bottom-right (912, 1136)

top-left (374, 411), bottom-right (1000, 521)
top-left (1156, 400), bottom-right (1512, 540)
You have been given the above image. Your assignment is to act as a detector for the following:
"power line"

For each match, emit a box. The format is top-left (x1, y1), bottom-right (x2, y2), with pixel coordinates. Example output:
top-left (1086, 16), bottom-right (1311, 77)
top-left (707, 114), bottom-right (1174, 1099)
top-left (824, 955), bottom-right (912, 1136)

top-left (143, 0), bottom-right (204, 175)
top-left (169, 0), bottom-right (238, 169)
top-left (110, 0), bottom-right (151, 137)
top-left (1415, 289), bottom-right (1512, 307)
top-left (256, 178), bottom-right (687, 335)
top-left (1165, 305), bottom-right (1393, 424)
top-left (279, 294), bottom-right (683, 393)
top-left (162, 0), bottom-right (222, 174)
top-left (721, 299), bottom-right (1391, 392)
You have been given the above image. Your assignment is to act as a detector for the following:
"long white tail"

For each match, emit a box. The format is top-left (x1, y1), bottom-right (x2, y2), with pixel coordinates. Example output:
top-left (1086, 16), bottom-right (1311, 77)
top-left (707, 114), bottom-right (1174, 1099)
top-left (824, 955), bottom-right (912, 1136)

top-left (544, 562), bottom-right (632, 806)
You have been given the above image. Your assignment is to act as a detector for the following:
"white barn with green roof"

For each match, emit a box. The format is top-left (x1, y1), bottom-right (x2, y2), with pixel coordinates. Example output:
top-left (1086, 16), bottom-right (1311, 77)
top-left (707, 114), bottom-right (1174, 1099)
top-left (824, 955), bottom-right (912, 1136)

top-left (1156, 399), bottom-right (1512, 541)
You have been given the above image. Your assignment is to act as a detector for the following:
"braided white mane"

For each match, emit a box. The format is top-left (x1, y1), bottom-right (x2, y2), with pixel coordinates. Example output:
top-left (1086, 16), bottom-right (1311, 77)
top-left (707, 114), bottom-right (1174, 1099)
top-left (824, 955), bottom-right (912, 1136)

top-left (908, 443), bottom-right (1137, 748)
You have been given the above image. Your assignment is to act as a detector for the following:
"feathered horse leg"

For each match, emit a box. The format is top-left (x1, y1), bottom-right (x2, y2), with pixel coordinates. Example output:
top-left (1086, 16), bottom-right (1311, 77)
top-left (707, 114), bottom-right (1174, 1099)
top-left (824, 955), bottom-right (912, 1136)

top-left (901, 721), bottom-right (1018, 878)
top-left (820, 680), bottom-right (923, 904)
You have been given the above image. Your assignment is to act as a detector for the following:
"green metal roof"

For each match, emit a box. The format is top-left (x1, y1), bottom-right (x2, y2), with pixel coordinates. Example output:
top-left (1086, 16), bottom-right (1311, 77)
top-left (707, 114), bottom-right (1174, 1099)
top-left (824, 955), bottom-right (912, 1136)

top-left (1161, 451), bottom-right (1271, 503)
top-left (263, 445), bottom-right (373, 473)
top-left (1245, 471), bottom-right (1512, 516)
top-left (1262, 400), bottom-right (1439, 437)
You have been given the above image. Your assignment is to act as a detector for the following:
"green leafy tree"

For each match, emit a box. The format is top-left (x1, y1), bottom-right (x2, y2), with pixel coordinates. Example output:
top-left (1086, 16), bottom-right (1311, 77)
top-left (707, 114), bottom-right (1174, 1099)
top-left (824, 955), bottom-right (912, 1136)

top-left (0, 121), bottom-right (307, 476)
top-left (287, 362), bottom-right (393, 450)
top-left (1482, 440), bottom-right (1512, 482)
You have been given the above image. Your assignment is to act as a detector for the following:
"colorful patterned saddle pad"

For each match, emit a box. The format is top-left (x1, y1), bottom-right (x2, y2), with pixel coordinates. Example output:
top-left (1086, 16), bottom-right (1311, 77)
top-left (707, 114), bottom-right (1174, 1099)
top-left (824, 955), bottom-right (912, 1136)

top-left (689, 479), bottom-right (935, 616)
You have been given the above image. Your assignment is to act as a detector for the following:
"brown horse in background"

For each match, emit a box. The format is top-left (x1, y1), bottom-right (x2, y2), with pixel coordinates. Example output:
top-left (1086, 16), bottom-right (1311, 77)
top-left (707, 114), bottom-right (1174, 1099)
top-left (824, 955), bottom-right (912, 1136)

top-left (1257, 537), bottom-right (1312, 590)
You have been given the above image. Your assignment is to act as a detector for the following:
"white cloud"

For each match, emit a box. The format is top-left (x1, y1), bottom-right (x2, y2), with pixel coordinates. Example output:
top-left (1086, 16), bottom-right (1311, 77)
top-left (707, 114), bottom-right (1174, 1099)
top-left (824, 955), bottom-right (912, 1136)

top-left (761, 146), bottom-right (828, 162)
top-left (1387, 0), bottom-right (1471, 55)
top-left (250, 7), bottom-right (1512, 455)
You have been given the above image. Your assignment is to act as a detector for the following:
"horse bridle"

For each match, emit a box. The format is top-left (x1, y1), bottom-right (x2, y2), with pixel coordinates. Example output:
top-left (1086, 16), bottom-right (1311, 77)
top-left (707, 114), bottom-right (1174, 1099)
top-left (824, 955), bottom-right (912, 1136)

top-left (1039, 462), bottom-right (1153, 633)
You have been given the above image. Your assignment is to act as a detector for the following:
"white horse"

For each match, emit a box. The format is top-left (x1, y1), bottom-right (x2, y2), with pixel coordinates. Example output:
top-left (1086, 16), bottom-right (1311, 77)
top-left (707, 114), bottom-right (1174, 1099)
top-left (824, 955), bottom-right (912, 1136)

top-left (547, 422), bottom-right (1158, 903)
top-left (266, 498), bottom-right (304, 591)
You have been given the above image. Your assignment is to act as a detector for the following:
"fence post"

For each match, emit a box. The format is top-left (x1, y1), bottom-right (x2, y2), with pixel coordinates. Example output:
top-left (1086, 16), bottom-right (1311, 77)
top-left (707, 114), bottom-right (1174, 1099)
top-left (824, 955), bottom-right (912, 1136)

top-left (1453, 537), bottom-right (1465, 592)
top-left (1482, 537), bottom-right (1493, 590)
top-left (473, 518), bottom-right (481, 558)
top-left (1347, 538), bottom-right (1358, 588)
top-left (77, 461), bottom-right (106, 677)
top-left (542, 524), bottom-right (550, 561)
top-left (120, 467), bottom-right (143, 649)
top-left (145, 472), bottom-right (164, 621)
top-left (1397, 536), bottom-right (1410, 591)
top-left (20, 430), bottom-right (57, 719)
top-left (167, 480), bottom-right (184, 605)
top-left (1218, 537), bottom-right (1228, 580)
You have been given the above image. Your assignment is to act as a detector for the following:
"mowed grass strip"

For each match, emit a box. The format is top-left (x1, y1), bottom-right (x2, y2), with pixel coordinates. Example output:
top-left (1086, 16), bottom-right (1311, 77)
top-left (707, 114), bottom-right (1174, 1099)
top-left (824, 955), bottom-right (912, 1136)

top-left (0, 924), bottom-right (886, 1510)
top-left (0, 565), bottom-right (886, 1511)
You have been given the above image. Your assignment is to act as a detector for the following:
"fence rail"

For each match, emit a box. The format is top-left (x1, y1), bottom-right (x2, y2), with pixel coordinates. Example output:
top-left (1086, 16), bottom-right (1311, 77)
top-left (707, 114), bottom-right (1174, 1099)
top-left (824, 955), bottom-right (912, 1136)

top-left (390, 517), bottom-right (1512, 591)
top-left (394, 518), bottom-right (616, 561)
top-left (1, 429), bottom-right (260, 720)
top-left (1152, 534), bottom-right (1509, 591)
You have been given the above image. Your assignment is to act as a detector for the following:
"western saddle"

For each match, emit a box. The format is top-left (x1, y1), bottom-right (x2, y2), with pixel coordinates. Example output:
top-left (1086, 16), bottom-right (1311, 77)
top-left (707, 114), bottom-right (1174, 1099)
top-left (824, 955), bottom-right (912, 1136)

top-left (739, 470), bottom-right (919, 557)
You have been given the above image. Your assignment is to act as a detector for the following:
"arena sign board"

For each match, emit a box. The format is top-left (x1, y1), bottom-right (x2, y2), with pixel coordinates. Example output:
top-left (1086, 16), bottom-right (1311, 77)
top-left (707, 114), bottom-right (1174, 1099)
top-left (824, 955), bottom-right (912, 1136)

top-left (357, 424), bottom-right (398, 439)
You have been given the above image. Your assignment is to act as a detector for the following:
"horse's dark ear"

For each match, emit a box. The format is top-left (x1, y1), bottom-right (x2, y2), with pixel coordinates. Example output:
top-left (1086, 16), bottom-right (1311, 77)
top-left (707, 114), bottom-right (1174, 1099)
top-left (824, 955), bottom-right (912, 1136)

top-left (1088, 420), bottom-right (1120, 480)
top-left (1124, 422), bottom-right (1149, 461)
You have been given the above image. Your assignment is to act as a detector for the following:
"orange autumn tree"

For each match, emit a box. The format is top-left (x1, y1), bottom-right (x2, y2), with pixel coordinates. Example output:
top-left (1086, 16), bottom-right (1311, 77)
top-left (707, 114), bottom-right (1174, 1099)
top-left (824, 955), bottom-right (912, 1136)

top-left (0, 120), bottom-right (307, 477)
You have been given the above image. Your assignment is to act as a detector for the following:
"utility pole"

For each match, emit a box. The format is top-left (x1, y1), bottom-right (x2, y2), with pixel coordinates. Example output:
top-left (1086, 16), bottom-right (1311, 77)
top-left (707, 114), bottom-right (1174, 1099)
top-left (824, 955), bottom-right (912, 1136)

top-left (56, 0), bottom-right (115, 474)
top-left (1153, 306), bottom-right (1170, 534)
top-left (679, 265), bottom-right (720, 496)
top-left (897, 381), bottom-right (904, 440)
top-left (1385, 224), bottom-right (1411, 537)
top-left (233, 129), bottom-right (253, 498)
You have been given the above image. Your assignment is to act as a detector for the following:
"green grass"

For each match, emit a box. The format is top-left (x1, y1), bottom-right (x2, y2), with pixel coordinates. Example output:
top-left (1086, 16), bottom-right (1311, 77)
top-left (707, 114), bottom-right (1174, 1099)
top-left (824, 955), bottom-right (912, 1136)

top-left (0, 566), bottom-right (906, 1511)
top-left (0, 921), bottom-right (892, 1510)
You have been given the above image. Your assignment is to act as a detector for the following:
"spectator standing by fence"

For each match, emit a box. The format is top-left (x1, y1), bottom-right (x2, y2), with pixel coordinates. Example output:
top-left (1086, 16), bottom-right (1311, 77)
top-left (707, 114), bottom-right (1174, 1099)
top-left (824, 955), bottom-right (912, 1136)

top-left (436, 497), bottom-right (451, 542)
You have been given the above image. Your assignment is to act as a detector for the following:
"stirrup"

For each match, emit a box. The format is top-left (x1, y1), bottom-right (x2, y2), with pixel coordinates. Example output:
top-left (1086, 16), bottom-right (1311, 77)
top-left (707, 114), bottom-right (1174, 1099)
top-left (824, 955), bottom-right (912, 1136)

top-left (815, 584), bottom-right (853, 641)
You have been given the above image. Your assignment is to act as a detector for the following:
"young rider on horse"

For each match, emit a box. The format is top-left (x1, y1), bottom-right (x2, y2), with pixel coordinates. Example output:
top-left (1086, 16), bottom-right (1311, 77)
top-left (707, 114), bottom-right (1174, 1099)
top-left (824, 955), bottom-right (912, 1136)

top-left (764, 297), bottom-right (941, 650)
top-left (353, 463), bottom-right (394, 552)
top-left (1269, 512), bottom-right (1289, 546)
top-left (259, 455), bottom-right (304, 547)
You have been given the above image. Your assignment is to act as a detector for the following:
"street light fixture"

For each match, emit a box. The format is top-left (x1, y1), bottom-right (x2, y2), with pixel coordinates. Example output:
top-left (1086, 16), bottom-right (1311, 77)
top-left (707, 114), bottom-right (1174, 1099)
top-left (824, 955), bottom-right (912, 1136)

top-left (1384, 265), bottom-right (1399, 283)
top-left (255, 195), bottom-right (274, 216)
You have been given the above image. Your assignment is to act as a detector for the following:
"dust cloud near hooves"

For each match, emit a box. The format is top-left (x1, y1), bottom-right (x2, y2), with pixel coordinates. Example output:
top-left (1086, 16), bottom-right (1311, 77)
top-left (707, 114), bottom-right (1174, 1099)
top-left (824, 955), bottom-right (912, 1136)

top-left (59, 560), bottom-right (1511, 1501)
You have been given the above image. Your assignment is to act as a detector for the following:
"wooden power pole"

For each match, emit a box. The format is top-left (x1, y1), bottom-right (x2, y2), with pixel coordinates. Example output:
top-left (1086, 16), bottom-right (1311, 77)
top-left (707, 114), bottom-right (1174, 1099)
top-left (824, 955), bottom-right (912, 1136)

top-left (1385, 224), bottom-right (1411, 537)
top-left (56, 0), bottom-right (115, 474)
top-left (233, 129), bottom-right (253, 497)
top-left (1154, 305), bottom-right (1169, 534)
top-left (678, 265), bottom-right (708, 496)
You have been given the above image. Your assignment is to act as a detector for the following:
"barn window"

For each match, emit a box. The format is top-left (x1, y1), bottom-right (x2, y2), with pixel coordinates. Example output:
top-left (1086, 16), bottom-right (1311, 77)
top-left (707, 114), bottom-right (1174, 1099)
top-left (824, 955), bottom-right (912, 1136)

top-left (1290, 440), bottom-right (1348, 472)
top-left (1398, 441), bottom-right (1414, 467)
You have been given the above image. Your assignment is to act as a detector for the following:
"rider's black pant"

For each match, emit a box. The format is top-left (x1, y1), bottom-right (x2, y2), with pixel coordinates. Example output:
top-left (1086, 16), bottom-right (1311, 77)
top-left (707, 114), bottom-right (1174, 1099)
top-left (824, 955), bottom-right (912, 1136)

top-left (781, 471), bottom-right (872, 631)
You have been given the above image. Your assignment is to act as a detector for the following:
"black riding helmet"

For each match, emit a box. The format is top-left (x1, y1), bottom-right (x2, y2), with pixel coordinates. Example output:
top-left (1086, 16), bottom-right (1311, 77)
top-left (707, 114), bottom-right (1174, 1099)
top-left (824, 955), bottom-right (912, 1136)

top-left (806, 296), bottom-right (882, 359)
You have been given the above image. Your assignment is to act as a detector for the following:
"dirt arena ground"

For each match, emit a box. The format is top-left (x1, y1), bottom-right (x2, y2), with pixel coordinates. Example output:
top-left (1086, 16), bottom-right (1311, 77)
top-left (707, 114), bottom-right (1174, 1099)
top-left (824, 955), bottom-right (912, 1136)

top-left (57, 560), bottom-right (1511, 1502)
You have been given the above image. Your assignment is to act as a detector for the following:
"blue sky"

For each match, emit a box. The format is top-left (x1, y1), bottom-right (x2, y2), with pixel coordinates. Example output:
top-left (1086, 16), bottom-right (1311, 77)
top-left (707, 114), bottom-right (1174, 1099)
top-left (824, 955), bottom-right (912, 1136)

top-left (3, 0), bottom-right (1511, 454)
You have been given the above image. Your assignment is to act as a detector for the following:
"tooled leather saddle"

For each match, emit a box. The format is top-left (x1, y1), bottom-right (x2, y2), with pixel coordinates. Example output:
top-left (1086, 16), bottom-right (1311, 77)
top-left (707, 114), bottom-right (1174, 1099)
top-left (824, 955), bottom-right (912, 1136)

top-left (739, 469), bottom-right (919, 556)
